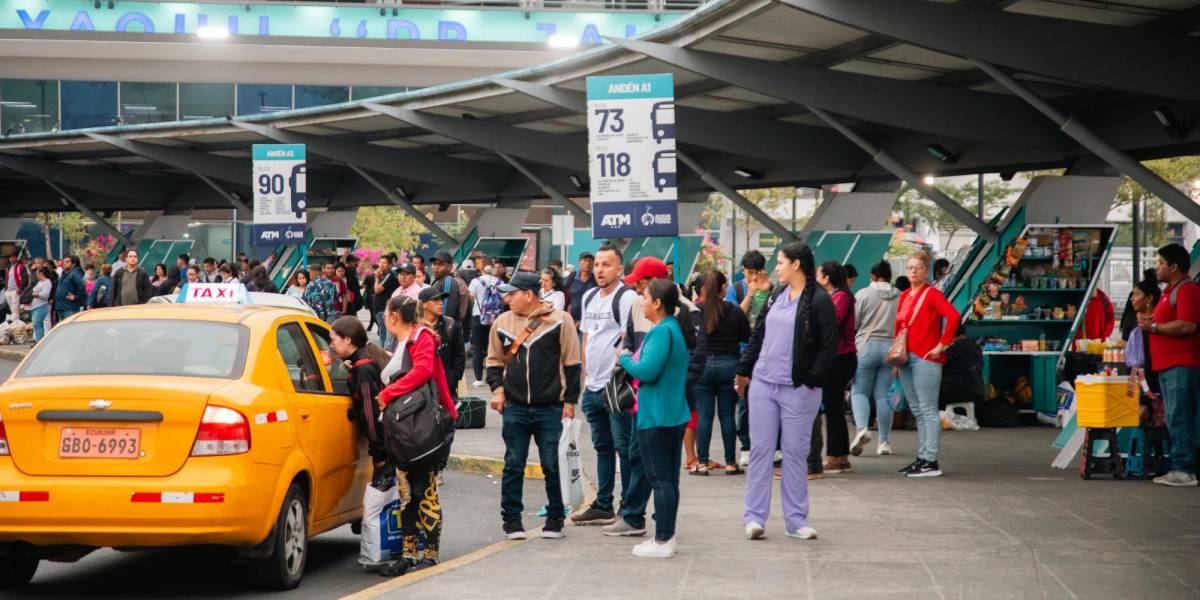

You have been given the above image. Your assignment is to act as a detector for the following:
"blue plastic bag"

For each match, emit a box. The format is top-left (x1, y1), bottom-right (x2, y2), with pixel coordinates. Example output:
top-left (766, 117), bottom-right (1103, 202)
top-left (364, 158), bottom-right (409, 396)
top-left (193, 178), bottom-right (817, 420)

top-left (888, 379), bottom-right (908, 413)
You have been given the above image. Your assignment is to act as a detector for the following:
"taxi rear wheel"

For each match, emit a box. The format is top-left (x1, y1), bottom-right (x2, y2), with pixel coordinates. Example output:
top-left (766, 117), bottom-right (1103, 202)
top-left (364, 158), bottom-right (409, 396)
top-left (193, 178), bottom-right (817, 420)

top-left (254, 483), bottom-right (308, 591)
top-left (0, 543), bottom-right (38, 589)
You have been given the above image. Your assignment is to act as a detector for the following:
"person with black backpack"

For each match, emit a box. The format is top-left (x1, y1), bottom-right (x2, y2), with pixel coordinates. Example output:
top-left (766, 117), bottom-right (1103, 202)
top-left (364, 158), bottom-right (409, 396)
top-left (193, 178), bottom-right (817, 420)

top-left (469, 259), bottom-right (504, 387)
top-left (571, 246), bottom-right (642, 530)
top-left (376, 296), bottom-right (460, 574)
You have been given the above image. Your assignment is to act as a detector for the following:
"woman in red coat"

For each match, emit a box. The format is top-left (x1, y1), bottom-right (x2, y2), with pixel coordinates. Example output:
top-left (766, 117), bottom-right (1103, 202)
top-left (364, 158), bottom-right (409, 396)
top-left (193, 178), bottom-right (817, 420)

top-left (893, 251), bottom-right (960, 479)
top-left (376, 295), bottom-right (458, 575)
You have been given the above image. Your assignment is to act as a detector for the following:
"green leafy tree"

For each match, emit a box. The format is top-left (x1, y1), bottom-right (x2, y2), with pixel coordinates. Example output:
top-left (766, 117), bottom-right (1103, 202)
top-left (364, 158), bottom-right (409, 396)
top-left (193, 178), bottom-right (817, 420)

top-left (1111, 156), bottom-right (1200, 247)
top-left (701, 188), bottom-right (802, 265)
top-left (37, 212), bottom-right (89, 258)
top-left (896, 179), bottom-right (1017, 249)
top-left (350, 206), bottom-right (427, 253)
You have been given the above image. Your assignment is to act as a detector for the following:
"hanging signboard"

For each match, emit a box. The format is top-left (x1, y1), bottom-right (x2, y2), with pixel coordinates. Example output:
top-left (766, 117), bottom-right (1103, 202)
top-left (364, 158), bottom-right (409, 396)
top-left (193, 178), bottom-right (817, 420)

top-left (586, 73), bottom-right (677, 239)
top-left (252, 144), bottom-right (306, 247)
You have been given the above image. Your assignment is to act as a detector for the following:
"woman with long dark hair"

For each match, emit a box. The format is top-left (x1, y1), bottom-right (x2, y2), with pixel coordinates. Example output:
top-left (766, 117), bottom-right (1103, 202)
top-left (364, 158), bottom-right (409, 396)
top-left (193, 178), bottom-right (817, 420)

top-left (149, 263), bottom-right (168, 293)
top-left (539, 268), bottom-right (565, 311)
top-left (692, 270), bottom-right (750, 475)
top-left (375, 296), bottom-right (459, 575)
top-left (617, 278), bottom-right (691, 558)
top-left (286, 269), bottom-right (308, 300)
top-left (329, 315), bottom-right (391, 477)
top-left (247, 265), bottom-right (279, 294)
top-left (814, 261), bottom-right (857, 474)
top-left (736, 242), bottom-right (836, 542)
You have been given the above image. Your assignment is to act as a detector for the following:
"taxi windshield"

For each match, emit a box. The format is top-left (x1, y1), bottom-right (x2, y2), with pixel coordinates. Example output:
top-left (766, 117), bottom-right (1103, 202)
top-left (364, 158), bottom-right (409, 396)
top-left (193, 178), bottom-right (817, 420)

top-left (17, 319), bottom-right (249, 379)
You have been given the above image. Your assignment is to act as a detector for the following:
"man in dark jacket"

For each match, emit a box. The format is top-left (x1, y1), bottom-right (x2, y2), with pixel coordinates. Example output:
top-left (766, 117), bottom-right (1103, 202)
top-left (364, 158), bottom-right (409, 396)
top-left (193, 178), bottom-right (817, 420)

top-left (419, 287), bottom-right (465, 399)
top-left (429, 249), bottom-right (471, 366)
top-left (342, 254), bottom-right (363, 316)
top-left (112, 249), bottom-right (152, 306)
top-left (54, 256), bottom-right (86, 322)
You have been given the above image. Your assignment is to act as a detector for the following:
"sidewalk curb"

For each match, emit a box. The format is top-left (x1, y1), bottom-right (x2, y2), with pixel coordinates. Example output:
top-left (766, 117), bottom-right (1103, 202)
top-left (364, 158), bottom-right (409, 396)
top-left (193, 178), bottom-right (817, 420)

top-left (446, 454), bottom-right (543, 480)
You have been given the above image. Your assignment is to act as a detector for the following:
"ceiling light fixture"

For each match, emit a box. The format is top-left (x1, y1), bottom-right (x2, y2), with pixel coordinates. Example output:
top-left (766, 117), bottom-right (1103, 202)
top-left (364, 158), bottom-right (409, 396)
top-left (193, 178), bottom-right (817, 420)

top-left (1152, 106), bottom-right (1186, 139)
top-left (922, 175), bottom-right (936, 186)
top-left (924, 143), bottom-right (959, 164)
top-left (732, 167), bottom-right (761, 180)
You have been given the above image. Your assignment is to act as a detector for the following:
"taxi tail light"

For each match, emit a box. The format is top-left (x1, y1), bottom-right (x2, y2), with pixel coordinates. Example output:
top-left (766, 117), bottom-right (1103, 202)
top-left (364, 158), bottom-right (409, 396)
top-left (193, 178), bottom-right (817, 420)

top-left (0, 410), bottom-right (8, 456)
top-left (190, 406), bottom-right (250, 456)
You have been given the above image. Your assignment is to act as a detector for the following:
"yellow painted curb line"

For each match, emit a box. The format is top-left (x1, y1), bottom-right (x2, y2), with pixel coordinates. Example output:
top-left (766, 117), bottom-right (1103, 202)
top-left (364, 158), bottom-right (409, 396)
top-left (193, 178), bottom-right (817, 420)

top-left (341, 465), bottom-right (597, 600)
top-left (446, 454), bottom-right (543, 480)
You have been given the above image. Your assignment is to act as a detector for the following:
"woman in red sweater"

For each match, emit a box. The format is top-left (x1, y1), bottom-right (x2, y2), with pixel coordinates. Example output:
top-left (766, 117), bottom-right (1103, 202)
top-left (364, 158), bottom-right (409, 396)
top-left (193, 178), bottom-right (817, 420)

top-left (377, 295), bottom-right (458, 575)
top-left (893, 251), bottom-right (960, 478)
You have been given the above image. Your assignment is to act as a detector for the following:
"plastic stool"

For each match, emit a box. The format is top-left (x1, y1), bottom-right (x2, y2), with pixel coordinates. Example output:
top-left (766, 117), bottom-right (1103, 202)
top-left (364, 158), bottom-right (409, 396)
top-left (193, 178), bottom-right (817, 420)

top-left (1081, 428), bottom-right (1123, 480)
top-left (1124, 429), bottom-right (1146, 479)
top-left (945, 402), bottom-right (975, 422)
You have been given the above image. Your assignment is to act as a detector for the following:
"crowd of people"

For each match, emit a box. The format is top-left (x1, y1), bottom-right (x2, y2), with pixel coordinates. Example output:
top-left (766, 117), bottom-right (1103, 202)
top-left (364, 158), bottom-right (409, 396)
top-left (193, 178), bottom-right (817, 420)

top-left (5, 235), bottom-right (1196, 569)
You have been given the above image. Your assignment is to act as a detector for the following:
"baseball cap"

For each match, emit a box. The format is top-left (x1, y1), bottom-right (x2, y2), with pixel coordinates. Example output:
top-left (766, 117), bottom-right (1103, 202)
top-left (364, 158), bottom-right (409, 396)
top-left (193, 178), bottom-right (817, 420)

top-left (624, 257), bottom-right (669, 285)
top-left (498, 271), bottom-right (540, 293)
top-left (397, 263), bottom-right (416, 275)
top-left (579, 251), bottom-right (594, 260)
top-left (431, 250), bottom-right (453, 264)
top-left (418, 286), bottom-right (448, 304)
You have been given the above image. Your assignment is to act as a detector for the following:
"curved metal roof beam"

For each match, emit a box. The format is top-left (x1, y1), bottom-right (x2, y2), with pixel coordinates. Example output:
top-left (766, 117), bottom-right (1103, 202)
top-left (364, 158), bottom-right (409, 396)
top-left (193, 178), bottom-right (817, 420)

top-left (609, 38), bottom-right (1066, 148)
top-left (0, 153), bottom-right (172, 204)
top-left (780, 0), bottom-right (1200, 102)
top-left (228, 120), bottom-right (512, 193)
top-left (85, 132), bottom-right (250, 187)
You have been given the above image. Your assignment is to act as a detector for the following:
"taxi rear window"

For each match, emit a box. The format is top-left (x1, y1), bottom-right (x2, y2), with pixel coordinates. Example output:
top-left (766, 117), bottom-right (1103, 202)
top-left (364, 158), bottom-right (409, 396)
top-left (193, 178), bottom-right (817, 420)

top-left (17, 319), bottom-right (249, 379)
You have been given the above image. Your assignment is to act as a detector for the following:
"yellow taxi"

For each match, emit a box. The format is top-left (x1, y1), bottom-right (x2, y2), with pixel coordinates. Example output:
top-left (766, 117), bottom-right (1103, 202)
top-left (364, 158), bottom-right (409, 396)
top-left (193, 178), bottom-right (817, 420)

top-left (0, 286), bottom-right (369, 590)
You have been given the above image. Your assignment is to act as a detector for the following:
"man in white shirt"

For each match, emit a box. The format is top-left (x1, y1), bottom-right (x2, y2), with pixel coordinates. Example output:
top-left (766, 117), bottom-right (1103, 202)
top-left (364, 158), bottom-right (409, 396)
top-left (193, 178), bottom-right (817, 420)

top-left (570, 246), bottom-right (646, 537)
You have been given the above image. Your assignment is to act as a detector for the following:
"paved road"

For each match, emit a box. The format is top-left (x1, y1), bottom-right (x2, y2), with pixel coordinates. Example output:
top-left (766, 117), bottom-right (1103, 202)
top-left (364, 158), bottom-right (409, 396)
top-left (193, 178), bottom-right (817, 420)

top-left (0, 359), bottom-right (540, 599)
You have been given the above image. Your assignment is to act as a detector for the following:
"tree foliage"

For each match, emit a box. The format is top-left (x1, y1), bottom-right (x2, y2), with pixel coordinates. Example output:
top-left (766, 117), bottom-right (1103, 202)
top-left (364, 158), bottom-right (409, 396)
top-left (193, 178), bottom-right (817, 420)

top-left (701, 187), bottom-right (803, 265)
top-left (1112, 156), bottom-right (1200, 247)
top-left (36, 212), bottom-right (89, 258)
top-left (350, 206), bottom-right (427, 253)
top-left (896, 178), bottom-right (1017, 249)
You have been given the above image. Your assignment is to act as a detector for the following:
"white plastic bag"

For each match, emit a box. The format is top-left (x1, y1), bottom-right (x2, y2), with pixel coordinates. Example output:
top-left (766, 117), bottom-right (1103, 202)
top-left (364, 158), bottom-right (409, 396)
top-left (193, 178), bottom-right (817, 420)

top-left (358, 481), bottom-right (404, 566)
top-left (558, 418), bottom-right (584, 510)
top-left (940, 410), bottom-right (980, 431)
top-left (8, 319), bottom-right (27, 345)
top-left (0, 322), bottom-right (12, 345)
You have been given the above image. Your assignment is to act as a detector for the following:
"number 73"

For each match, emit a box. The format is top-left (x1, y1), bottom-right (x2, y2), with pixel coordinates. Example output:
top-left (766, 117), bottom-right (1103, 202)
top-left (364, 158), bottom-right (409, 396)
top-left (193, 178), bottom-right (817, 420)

top-left (593, 108), bottom-right (625, 133)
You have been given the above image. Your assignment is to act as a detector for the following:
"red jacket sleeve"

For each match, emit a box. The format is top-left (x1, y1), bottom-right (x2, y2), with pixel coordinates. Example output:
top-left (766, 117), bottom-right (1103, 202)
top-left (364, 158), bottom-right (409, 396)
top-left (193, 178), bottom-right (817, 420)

top-left (931, 290), bottom-right (960, 346)
top-left (377, 333), bottom-right (437, 406)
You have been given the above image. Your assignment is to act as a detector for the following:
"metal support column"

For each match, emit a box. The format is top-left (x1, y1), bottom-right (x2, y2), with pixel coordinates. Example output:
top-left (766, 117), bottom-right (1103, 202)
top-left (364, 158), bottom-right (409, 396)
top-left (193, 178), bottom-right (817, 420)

top-left (494, 152), bottom-right (590, 223)
top-left (978, 173), bottom-right (985, 220)
top-left (41, 179), bottom-right (134, 249)
top-left (196, 173), bottom-right (252, 216)
top-left (973, 59), bottom-right (1200, 226)
top-left (675, 151), bottom-right (798, 245)
top-left (348, 165), bottom-right (459, 248)
top-left (806, 105), bottom-right (998, 242)
top-left (1132, 198), bottom-right (1141, 280)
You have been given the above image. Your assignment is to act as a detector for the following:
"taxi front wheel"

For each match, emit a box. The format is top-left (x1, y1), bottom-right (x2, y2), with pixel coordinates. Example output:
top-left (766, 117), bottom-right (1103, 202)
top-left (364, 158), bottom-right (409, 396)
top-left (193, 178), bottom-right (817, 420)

top-left (254, 483), bottom-right (308, 591)
top-left (0, 543), bottom-right (38, 589)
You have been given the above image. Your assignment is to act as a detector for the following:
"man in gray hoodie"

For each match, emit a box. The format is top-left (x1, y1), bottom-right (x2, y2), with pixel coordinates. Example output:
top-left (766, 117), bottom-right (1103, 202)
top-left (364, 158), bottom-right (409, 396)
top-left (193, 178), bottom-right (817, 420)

top-left (849, 261), bottom-right (901, 456)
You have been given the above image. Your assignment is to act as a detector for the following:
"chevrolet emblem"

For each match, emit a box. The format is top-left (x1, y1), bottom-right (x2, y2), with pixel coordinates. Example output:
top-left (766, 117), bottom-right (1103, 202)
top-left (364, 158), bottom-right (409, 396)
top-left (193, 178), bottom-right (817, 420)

top-left (89, 399), bottom-right (113, 410)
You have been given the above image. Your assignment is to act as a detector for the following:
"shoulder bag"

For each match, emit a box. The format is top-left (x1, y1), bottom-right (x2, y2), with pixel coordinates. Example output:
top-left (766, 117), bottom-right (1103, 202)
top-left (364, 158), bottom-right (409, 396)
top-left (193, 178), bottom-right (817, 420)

top-left (885, 287), bottom-right (931, 368)
top-left (381, 328), bottom-right (453, 469)
top-left (604, 328), bottom-right (673, 414)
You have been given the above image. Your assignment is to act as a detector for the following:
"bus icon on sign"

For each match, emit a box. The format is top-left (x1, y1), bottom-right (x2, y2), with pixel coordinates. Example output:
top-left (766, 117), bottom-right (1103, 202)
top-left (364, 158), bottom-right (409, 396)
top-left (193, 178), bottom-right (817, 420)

top-left (651, 101), bottom-right (675, 144)
top-left (289, 164), bottom-right (307, 219)
top-left (652, 150), bottom-right (677, 193)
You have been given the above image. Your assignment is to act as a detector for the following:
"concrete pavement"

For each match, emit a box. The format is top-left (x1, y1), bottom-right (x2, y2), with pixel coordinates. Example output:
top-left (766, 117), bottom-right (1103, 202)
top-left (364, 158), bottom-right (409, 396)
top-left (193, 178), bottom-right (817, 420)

top-left (361, 426), bottom-right (1200, 600)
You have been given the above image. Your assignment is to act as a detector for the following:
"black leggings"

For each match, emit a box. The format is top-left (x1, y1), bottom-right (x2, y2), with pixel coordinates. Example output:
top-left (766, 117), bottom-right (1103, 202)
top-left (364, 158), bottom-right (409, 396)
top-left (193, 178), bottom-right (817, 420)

top-left (471, 316), bottom-right (489, 382)
top-left (821, 352), bottom-right (858, 457)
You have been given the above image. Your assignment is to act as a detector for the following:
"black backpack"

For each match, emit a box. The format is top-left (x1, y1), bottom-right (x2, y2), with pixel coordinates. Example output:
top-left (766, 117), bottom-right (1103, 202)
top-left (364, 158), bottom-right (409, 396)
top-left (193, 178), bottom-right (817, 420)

top-left (382, 329), bottom-right (454, 469)
top-left (582, 285), bottom-right (635, 329)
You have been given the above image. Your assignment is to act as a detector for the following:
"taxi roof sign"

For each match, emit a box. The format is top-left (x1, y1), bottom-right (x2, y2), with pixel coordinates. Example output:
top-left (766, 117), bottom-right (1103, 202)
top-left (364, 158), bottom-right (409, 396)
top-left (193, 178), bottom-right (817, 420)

top-left (176, 282), bottom-right (251, 305)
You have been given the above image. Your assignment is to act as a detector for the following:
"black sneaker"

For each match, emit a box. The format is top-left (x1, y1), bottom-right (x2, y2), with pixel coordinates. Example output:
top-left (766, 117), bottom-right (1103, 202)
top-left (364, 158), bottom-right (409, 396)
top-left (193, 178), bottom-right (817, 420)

top-left (570, 504), bottom-right (616, 526)
top-left (503, 520), bottom-right (527, 540)
top-left (906, 460), bottom-right (942, 478)
top-left (542, 517), bottom-right (565, 539)
top-left (379, 559), bottom-right (411, 578)
top-left (898, 459), bottom-right (923, 474)
top-left (411, 558), bottom-right (438, 572)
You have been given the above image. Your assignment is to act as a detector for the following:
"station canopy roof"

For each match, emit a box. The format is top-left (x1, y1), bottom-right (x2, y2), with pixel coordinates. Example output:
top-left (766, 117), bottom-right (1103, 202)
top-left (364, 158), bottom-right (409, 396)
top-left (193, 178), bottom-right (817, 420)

top-left (3, 0), bottom-right (1200, 214)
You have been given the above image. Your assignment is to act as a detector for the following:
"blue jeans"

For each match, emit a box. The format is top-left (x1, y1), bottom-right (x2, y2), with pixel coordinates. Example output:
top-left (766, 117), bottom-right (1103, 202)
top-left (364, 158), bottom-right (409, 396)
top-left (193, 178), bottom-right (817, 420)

top-left (1159, 366), bottom-right (1200, 474)
top-left (898, 354), bottom-right (942, 462)
top-left (500, 403), bottom-right (564, 523)
top-left (31, 305), bottom-right (49, 342)
top-left (736, 393), bottom-right (751, 451)
top-left (637, 424), bottom-right (685, 542)
top-left (851, 340), bottom-right (895, 443)
top-left (581, 389), bottom-right (648, 526)
top-left (55, 308), bottom-right (78, 325)
top-left (374, 311), bottom-right (390, 349)
top-left (695, 354), bottom-right (739, 464)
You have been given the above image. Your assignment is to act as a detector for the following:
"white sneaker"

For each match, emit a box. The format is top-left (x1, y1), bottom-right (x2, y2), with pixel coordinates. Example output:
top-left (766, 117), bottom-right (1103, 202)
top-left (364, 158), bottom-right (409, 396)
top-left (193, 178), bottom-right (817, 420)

top-left (738, 450), bottom-right (750, 468)
top-left (786, 527), bottom-right (818, 540)
top-left (876, 441), bottom-right (893, 456)
top-left (1153, 471), bottom-right (1198, 487)
top-left (850, 428), bottom-right (871, 456)
top-left (745, 522), bottom-right (765, 540)
top-left (632, 537), bottom-right (676, 558)
top-left (472, 380), bottom-right (485, 387)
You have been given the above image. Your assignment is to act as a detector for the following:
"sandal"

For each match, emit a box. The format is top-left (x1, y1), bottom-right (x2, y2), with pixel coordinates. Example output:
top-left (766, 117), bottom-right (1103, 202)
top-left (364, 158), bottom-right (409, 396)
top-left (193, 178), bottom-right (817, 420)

top-left (706, 461), bottom-right (724, 470)
top-left (691, 463), bottom-right (710, 476)
top-left (685, 459), bottom-right (700, 474)
top-left (725, 465), bottom-right (744, 475)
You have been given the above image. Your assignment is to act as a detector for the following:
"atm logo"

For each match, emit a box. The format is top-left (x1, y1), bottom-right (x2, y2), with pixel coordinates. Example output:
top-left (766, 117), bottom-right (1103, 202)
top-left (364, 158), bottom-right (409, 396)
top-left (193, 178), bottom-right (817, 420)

top-left (600, 214), bottom-right (631, 227)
